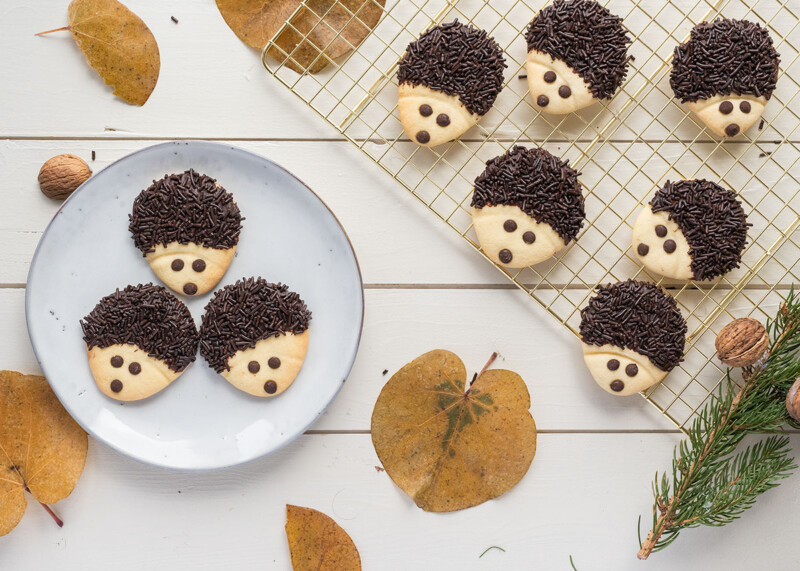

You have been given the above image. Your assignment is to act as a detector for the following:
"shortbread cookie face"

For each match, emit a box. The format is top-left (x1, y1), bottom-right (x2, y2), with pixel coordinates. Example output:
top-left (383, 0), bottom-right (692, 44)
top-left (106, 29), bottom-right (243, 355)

top-left (81, 284), bottom-right (199, 402)
top-left (199, 278), bottom-right (312, 398)
top-left (580, 280), bottom-right (686, 397)
top-left (222, 331), bottom-right (309, 397)
top-left (671, 18), bottom-right (779, 138)
top-left (398, 84), bottom-right (479, 147)
top-left (526, 50), bottom-right (595, 115)
top-left (582, 344), bottom-right (667, 396)
top-left (632, 206), bottom-right (692, 280)
top-left (397, 21), bottom-right (505, 147)
top-left (472, 205), bottom-right (566, 268)
top-left (88, 344), bottom-right (181, 401)
top-left (130, 169), bottom-right (242, 296)
top-left (146, 242), bottom-right (237, 297)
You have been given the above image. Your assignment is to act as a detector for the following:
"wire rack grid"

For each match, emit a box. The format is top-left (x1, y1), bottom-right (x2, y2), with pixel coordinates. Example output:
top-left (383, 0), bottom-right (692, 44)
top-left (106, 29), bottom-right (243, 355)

top-left (263, 0), bottom-right (800, 432)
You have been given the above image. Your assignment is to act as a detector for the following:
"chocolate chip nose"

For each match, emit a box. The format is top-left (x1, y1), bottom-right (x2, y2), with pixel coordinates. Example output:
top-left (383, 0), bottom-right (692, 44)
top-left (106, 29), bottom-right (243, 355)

top-left (537, 95), bottom-right (549, 107)
top-left (725, 124), bottom-right (740, 137)
top-left (610, 380), bottom-right (625, 392)
top-left (416, 130), bottom-right (430, 144)
top-left (637, 243), bottom-right (649, 256)
top-left (498, 249), bottom-right (513, 264)
top-left (183, 283), bottom-right (198, 295)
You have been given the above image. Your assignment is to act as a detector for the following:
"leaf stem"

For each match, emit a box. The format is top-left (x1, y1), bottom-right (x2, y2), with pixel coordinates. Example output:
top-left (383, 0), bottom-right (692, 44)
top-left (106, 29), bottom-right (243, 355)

top-left (25, 486), bottom-right (63, 527)
top-left (478, 352), bottom-right (498, 378)
top-left (35, 26), bottom-right (70, 36)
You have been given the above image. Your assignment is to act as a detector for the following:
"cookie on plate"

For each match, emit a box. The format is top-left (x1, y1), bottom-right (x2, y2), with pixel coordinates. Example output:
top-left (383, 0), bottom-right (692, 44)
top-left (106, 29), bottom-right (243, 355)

top-left (580, 280), bottom-right (686, 396)
top-left (671, 18), bottom-right (780, 138)
top-left (129, 169), bottom-right (243, 297)
top-left (397, 21), bottom-right (506, 147)
top-left (470, 145), bottom-right (585, 268)
top-left (525, 0), bottom-right (631, 115)
top-left (81, 283), bottom-right (199, 401)
top-left (199, 278), bottom-right (311, 397)
top-left (632, 180), bottom-right (749, 281)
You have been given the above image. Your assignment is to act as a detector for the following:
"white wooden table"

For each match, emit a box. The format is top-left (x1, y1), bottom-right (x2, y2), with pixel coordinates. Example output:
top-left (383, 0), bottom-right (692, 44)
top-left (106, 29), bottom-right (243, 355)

top-left (2, 2), bottom-right (800, 569)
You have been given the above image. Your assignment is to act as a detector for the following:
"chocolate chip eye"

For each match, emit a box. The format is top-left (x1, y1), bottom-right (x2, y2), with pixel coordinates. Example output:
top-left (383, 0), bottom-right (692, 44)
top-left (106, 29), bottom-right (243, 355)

top-left (537, 95), bottom-right (549, 107)
top-left (522, 231), bottom-right (536, 244)
top-left (610, 380), bottom-right (624, 392)
top-left (110, 355), bottom-right (123, 368)
top-left (543, 70), bottom-right (556, 83)
top-left (268, 357), bottom-right (281, 369)
top-left (655, 225), bottom-right (667, 238)
top-left (436, 113), bottom-right (450, 127)
top-left (416, 131), bottom-right (430, 144)
top-left (192, 259), bottom-right (206, 272)
top-left (419, 104), bottom-right (433, 117)
top-left (719, 101), bottom-right (733, 115)
top-left (503, 219), bottom-right (517, 232)
top-left (171, 259), bottom-right (184, 271)
top-left (558, 85), bottom-right (571, 99)
top-left (739, 101), bottom-right (751, 113)
top-left (264, 380), bottom-right (278, 394)
top-left (607, 358), bottom-right (620, 371)
top-left (128, 362), bottom-right (141, 375)
top-left (663, 239), bottom-right (677, 254)
top-left (110, 380), bottom-right (123, 393)
top-left (637, 243), bottom-right (649, 256)
top-left (248, 360), bottom-right (260, 374)
top-left (625, 363), bottom-right (639, 377)
top-left (725, 124), bottom-right (740, 137)
top-left (498, 249), bottom-right (513, 264)
top-left (183, 283), bottom-right (198, 295)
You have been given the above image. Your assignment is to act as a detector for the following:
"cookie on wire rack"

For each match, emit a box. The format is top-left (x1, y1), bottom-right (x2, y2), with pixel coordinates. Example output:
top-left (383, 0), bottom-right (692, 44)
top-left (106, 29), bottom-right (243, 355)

top-left (470, 145), bottom-right (585, 268)
top-left (670, 18), bottom-right (780, 138)
top-left (580, 280), bottom-right (687, 396)
top-left (524, 0), bottom-right (631, 115)
top-left (632, 179), bottom-right (749, 282)
top-left (397, 21), bottom-right (506, 148)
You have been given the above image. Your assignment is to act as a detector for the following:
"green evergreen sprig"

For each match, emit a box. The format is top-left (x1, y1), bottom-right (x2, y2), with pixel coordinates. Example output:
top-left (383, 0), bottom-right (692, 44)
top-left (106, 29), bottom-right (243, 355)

top-left (637, 289), bottom-right (800, 559)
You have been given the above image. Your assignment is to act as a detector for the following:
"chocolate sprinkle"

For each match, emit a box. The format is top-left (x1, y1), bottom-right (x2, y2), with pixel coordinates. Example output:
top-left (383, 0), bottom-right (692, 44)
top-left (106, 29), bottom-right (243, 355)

top-left (650, 180), bottom-right (749, 281)
top-left (81, 283), bottom-right (199, 372)
top-left (129, 169), bottom-right (242, 255)
top-left (525, 0), bottom-right (631, 100)
top-left (471, 145), bottom-right (585, 244)
top-left (580, 280), bottom-right (686, 372)
top-left (670, 18), bottom-right (780, 103)
top-left (398, 21), bottom-right (506, 116)
top-left (199, 278), bottom-right (311, 373)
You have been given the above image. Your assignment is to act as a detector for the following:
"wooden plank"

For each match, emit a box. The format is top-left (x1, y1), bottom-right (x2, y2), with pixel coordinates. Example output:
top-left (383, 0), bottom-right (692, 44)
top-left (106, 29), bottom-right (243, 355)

top-left (0, 432), bottom-right (797, 569)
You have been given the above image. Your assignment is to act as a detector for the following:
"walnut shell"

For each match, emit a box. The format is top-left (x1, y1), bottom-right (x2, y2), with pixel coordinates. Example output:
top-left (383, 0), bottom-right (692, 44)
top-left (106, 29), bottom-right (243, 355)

top-left (786, 378), bottom-right (800, 422)
top-left (715, 317), bottom-right (769, 368)
top-left (38, 154), bottom-right (92, 200)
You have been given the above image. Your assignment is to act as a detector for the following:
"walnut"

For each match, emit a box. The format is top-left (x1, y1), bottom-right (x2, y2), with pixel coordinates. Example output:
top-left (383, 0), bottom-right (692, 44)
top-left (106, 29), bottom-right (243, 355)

top-left (37, 154), bottom-right (92, 200)
top-left (715, 317), bottom-right (769, 368)
top-left (786, 378), bottom-right (800, 422)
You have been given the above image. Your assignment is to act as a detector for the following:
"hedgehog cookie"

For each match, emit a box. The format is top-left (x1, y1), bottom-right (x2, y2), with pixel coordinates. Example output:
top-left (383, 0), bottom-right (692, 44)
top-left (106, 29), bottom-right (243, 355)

top-left (632, 180), bottom-right (749, 281)
top-left (199, 278), bottom-right (311, 397)
top-left (397, 21), bottom-right (506, 147)
top-left (580, 280), bottom-right (686, 396)
top-left (129, 169), bottom-right (243, 297)
top-left (470, 146), bottom-right (585, 268)
top-left (81, 284), bottom-right (199, 401)
top-left (671, 18), bottom-right (780, 138)
top-left (525, 0), bottom-right (631, 115)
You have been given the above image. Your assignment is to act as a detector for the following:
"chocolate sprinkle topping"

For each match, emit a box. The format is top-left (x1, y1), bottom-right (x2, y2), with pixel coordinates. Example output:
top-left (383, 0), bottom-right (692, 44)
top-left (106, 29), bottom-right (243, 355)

top-left (129, 169), bottom-right (242, 255)
top-left (199, 278), bottom-right (311, 373)
top-left (580, 280), bottom-right (686, 372)
top-left (471, 145), bottom-right (585, 244)
top-left (81, 283), bottom-right (199, 372)
top-left (650, 180), bottom-right (749, 281)
top-left (670, 18), bottom-right (780, 103)
top-left (398, 21), bottom-right (506, 116)
top-left (525, 0), bottom-right (631, 99)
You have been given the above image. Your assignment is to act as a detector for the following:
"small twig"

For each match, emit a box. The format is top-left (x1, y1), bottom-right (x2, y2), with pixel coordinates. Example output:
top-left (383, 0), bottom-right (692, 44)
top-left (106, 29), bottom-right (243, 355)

top-left (479, 545), bottom-right (505, 558)
top-left (35, 26), bottom-right (69, 36)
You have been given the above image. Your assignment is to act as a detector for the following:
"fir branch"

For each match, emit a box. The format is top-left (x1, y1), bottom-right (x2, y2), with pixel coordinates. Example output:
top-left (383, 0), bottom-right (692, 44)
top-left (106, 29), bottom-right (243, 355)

top-left (637, 289), bottom-right (800, 559)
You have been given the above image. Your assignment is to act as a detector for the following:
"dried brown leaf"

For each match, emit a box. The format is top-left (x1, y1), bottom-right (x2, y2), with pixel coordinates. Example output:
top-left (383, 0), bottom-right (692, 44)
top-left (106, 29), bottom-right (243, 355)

top-left (0, 371), bottom-right (88, 536)
top-left (285, 504), bottom-right (361, 570)
top-left (216, 0), bottom-right (384, 73)
top-left (67, 0), bottom-right (160, 105)
top-left (371, 350), bottom-right (537, 512)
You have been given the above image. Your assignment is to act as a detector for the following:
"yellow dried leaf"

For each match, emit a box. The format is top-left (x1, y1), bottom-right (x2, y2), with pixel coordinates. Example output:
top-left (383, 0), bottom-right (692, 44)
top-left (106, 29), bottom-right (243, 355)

top-left (285, 504), bottom-right (362, 570)
top-left (371, 350), bottom-right (537, 512)
top-left (67, 0), bottom-right (160, 105)
top-left (216, 0), bottom-right (385, 74)
top-left (0, 371), bottom-right (88, 536)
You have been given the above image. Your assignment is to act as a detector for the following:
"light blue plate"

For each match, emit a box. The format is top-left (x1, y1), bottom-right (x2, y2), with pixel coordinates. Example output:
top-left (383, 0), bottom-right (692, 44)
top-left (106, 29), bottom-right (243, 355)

top-left (26, 141), bottom-right (364, 470)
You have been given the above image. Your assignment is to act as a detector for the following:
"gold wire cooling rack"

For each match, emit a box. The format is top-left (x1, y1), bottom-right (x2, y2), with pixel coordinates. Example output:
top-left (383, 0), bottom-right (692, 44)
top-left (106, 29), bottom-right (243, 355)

top-left (263, 0), bottom-right (800, 432)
